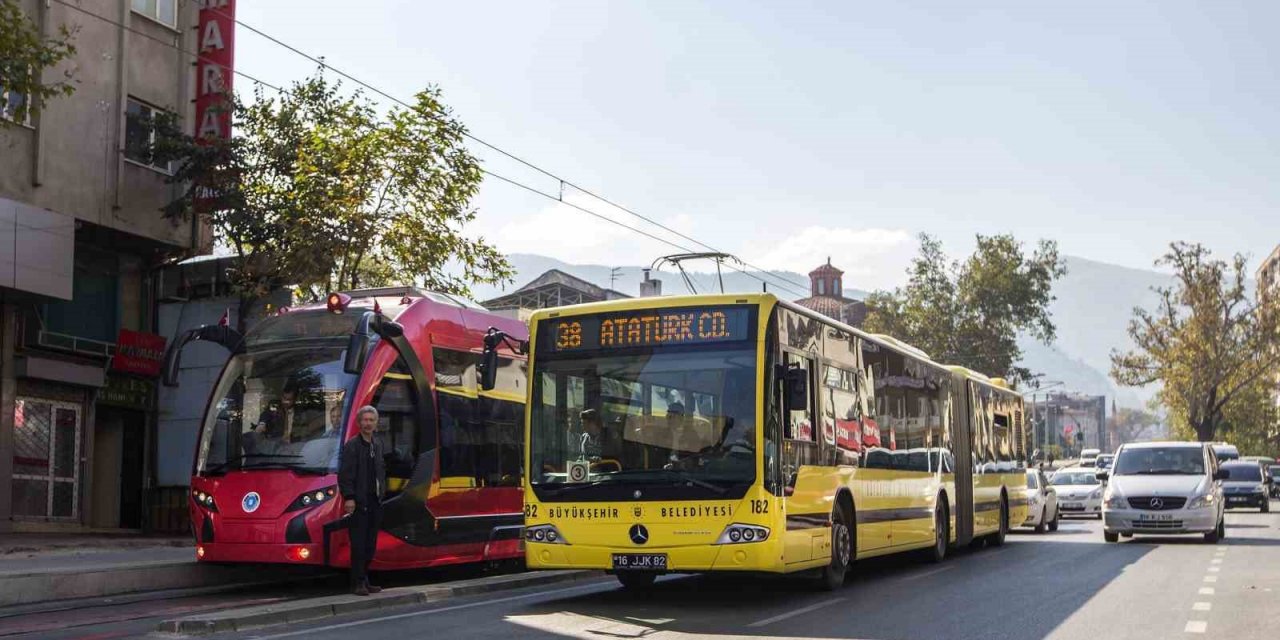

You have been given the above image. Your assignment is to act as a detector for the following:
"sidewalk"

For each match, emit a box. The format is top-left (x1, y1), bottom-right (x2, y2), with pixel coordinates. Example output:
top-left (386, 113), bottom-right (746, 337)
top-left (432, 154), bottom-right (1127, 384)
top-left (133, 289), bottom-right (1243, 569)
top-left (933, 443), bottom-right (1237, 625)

top-left (0, 532), bottom-right (326, 607)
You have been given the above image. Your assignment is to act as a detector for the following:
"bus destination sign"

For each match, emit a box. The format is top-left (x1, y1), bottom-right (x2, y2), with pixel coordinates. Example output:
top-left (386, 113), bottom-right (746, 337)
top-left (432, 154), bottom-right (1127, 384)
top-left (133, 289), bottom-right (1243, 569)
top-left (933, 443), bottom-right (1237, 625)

top-left (548, 306), bottom-right (752, 352)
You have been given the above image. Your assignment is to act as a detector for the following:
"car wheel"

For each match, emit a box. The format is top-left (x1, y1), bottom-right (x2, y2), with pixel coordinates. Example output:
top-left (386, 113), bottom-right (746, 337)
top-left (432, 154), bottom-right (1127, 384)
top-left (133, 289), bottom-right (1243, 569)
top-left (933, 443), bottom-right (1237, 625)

top-left (616, 572), bottom-right (657, 590)
top-left (1048, 508), bottom-right (1059, 532)
top-left (1104, 531), bottom-right (1119, 543)
top-left (989, 498), bottom-right (1009, 547)
top-left (1034, 507), bottom-right (1047, 534)
top-left (1203, 519), bottom-right (1222, 544)
top-left (819, 506), bottom-right (852, 590)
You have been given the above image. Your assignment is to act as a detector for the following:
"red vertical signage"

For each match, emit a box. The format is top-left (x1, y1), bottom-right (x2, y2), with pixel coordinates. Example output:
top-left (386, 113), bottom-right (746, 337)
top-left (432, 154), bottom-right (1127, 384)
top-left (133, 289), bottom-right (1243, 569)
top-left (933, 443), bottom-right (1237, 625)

top-left (195, 0), bottom-right (235, 142)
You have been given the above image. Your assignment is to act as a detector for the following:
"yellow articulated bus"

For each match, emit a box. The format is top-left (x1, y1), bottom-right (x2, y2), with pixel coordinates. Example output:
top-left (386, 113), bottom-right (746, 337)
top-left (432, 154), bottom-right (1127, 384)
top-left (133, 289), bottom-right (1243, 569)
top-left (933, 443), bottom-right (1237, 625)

top-left (489, 293), bottom-right (1028, 590)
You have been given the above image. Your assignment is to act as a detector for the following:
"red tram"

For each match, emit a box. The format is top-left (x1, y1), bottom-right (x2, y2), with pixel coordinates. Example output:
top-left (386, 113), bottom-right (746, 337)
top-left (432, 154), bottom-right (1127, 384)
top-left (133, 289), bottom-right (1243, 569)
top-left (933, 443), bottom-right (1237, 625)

top-left (164, 288), bottom-right (527, 570)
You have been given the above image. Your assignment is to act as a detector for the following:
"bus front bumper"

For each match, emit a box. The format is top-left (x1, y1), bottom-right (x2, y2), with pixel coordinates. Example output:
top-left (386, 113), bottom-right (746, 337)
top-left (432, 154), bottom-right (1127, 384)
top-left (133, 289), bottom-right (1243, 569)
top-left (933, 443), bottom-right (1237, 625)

top-left (526, 540), bottom-right (782, 573)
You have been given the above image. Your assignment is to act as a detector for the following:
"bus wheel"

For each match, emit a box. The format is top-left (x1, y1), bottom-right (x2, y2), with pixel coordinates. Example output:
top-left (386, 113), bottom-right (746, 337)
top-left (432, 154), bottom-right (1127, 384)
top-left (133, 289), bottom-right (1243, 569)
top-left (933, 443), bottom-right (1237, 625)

top-left (989, 497), bottom-right (1009, 547)
top-left (616, 572), bottom-right (657, 590)
top-left (928, 502), bottom-right (949, 563)
top-left (819, 508), bottom-right (852, 590)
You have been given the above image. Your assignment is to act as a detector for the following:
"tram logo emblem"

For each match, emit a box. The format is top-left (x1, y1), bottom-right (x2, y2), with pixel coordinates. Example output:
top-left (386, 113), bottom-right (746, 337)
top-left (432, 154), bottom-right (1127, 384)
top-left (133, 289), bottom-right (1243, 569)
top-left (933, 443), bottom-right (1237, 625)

top-left (1149, 498), bottom-right (1163, 510)
top-left (629, 524), bottom-right (649, 545)
top-left (242, 492), bottom-right (261, 513)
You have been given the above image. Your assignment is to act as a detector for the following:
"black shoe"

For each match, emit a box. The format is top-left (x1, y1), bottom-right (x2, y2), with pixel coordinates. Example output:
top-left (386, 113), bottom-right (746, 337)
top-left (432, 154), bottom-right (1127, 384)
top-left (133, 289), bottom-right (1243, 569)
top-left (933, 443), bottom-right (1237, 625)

top-left (366, 584), bottom-right (383, 593)
top-left (353, 585), bottom-right (370, 596)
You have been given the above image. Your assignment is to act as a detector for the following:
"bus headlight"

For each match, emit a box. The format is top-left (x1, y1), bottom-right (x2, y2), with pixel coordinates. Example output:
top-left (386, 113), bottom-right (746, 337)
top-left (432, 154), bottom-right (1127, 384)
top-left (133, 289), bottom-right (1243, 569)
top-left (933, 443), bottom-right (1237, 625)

top-left (525, 524), bottom-right (568, 545)
top-left (715, 524), bottom-right (770, 545)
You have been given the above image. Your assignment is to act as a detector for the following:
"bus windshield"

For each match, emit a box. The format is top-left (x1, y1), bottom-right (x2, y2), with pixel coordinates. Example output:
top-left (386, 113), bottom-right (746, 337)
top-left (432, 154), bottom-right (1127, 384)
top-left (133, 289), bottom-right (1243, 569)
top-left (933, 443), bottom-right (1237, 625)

top-left (195, 345), bottom-right (357, 476)
top-left (529, 346), bottom-right (758, 500)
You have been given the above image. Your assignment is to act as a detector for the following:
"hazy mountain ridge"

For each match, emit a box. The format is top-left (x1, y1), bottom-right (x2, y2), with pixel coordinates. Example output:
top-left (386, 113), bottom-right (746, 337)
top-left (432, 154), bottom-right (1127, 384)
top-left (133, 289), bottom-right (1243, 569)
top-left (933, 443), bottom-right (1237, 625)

top-left (473, 253), bottom-right (1174, 408)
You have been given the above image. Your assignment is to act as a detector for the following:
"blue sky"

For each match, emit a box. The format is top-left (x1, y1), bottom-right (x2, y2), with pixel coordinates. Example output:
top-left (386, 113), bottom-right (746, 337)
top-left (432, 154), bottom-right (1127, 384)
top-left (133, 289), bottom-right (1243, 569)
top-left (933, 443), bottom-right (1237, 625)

top-left (232, 1), bottom-right (1278, 291)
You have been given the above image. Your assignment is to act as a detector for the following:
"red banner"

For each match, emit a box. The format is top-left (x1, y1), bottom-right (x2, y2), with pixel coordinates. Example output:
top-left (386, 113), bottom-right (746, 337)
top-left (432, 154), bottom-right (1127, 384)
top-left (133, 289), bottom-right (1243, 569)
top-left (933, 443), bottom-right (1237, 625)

top-left (112, 329), bottom-right (168, 378)
top-left (195, 0), bottom-right (236, 142)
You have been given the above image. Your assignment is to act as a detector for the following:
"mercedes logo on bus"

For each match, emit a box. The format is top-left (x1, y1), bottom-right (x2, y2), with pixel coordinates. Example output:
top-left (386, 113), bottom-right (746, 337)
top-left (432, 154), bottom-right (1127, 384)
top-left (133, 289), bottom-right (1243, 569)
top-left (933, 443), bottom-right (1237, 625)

top-left (629, 524), bottom-right (649, 545)
top-left (1149, 498), bottom-right (1163, 510)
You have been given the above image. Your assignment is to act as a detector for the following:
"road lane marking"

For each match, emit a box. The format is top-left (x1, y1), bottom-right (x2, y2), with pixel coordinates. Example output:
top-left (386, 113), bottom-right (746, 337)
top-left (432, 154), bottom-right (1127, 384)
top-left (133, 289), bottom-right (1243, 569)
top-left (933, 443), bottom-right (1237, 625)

top-left (1185, 621), bottom-right (1207, 634)
top-left (1211, 558), bottom-right (1222, 564)
top-left (1208, 567), bottom-right (1220, 573)
top-left (748, 597), bottom-right (845, 627)
top-left (249, 581), bottom-right (610, 639)
top-left (1203, 576), bottom-right (1218, 583)
top-left (1192, 602), bottom-right (1211, 611)
top-left (1199, 587), bottom-right (1215, 595)
top-left (1216, 546), bottom-right (1226, 551)
top-left (898, 565), bottom-right (955, 582)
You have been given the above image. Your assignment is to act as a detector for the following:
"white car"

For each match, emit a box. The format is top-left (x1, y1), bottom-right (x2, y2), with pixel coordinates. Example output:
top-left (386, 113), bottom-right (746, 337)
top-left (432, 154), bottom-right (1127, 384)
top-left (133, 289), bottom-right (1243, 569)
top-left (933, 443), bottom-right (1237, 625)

top-left (1050, 467), bottom-right (1104, 519)
top-left (1100, 441), bottom-right (1226, 543)
top-left (1023, 469), bottom-right (1059, 533)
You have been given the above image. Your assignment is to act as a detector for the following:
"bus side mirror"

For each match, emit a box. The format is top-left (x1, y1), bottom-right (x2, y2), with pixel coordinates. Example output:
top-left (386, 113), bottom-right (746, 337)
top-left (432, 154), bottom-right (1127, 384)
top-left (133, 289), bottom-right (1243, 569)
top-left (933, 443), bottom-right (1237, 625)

top-left (479, 344), bottom-right (499, 391)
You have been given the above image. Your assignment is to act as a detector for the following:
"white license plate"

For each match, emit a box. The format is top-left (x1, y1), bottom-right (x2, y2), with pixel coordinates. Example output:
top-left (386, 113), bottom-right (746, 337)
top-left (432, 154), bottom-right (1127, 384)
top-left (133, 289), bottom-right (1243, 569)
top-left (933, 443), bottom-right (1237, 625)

top-left (1062, 502), bottom-right (1082, 509)
top-left (1137, 513), bottom-right (1174, 521)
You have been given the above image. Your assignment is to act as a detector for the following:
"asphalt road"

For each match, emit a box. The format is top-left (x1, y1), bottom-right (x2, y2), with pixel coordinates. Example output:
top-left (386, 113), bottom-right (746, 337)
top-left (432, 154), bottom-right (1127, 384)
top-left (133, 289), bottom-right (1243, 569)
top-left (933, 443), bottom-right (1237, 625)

top-left (7, 504), bottom-right (1277, 640)
top-left (181, 504), bottom-right (1280, 640)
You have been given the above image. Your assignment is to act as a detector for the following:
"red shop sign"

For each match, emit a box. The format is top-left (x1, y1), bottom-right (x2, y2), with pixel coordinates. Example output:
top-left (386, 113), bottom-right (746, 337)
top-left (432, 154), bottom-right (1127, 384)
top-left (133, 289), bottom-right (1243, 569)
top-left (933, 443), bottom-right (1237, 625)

top-left (112, 329), bottom-right (168, 378)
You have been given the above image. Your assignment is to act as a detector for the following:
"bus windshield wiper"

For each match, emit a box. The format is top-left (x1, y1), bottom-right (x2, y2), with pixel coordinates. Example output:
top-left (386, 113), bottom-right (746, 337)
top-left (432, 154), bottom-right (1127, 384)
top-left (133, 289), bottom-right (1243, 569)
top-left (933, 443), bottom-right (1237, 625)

top-left (659, 470), bottom-right (728, 495)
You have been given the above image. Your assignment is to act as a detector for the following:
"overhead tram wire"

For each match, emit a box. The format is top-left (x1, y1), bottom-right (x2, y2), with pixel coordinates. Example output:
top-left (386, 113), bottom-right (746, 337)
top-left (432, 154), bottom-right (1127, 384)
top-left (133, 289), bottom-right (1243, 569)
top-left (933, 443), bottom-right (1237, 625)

top-left (54, 0), bottom-right (810, 298)
top-left (181, 0), bottom-right (814, 298)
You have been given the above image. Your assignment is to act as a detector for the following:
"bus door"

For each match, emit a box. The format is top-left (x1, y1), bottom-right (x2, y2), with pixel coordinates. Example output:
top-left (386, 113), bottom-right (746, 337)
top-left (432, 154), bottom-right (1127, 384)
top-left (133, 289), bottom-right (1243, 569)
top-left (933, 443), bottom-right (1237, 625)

top-left (780, 350), bottom-right (824, 565)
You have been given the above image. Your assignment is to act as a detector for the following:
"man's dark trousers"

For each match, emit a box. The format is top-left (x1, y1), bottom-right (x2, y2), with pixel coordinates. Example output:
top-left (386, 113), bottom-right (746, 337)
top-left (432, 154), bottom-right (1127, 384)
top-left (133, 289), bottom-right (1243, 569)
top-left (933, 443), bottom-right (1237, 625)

top-left (349, 502), bottom-right (382, 588)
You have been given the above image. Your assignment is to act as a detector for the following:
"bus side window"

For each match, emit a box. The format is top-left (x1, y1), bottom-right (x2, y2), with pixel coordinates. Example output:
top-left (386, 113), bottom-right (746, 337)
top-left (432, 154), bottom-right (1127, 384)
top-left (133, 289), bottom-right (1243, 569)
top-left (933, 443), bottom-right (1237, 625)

top-left (783, 352), bottom-right (815, 442)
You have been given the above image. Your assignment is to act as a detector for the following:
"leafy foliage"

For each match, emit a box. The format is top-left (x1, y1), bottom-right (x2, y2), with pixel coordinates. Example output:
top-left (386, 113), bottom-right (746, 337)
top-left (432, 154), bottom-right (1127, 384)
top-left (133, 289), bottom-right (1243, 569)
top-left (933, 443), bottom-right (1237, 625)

top-left (863, 233), bottom-right (1067, 384)
top-left (155, 71), bottom-right (513, 322)
top-left (0, 0), bottom-right (77, 127)
top-left (1110, 242), bottom-right (1280, 443)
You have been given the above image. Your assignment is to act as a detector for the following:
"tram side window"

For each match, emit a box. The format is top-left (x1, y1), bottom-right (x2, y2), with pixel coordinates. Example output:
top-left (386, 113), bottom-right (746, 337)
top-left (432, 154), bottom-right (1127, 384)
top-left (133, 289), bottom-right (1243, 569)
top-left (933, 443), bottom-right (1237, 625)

top-left (433, 348), bottom-right (477, 391)
top-left (438, 391), bottom-right (478, 488)
top-left (369, 363), bottom-right (419, 483)
top-left (477, 396), bottom-right (522, 487)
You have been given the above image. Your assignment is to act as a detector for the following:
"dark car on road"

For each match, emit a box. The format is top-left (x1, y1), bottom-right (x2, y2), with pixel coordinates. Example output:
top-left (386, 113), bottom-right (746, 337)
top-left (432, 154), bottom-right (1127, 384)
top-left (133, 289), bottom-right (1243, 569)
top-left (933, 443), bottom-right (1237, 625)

top-left (1221, 461), bottom-right (1270, 512)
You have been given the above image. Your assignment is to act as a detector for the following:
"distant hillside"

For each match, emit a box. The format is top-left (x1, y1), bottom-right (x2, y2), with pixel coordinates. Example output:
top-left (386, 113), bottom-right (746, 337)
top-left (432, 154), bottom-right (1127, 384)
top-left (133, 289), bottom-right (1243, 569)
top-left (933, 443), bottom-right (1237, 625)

top-left (472, 253), bottom-right (1176, 409)
top-left (472, 254), bottom-right (870, 301)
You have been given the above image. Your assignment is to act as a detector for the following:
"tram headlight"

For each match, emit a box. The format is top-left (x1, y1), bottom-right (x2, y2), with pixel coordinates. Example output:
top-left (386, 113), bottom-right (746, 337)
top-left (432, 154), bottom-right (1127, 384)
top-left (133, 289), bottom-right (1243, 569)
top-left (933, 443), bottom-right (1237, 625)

top-left (525, 524), bottom-right (568, 545)
top-left (715, 524), bottom-right (770, 545)
top-left (192, 491), bottom-right (218, 512)
top-left (286, 485), bottom-right (338, 512)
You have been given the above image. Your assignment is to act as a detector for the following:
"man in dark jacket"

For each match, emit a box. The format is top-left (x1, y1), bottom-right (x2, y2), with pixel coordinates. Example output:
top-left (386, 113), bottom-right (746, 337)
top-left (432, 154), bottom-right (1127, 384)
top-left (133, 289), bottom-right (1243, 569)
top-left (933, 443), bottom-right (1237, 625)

top-left (338, 405), bottom-right (386, 596)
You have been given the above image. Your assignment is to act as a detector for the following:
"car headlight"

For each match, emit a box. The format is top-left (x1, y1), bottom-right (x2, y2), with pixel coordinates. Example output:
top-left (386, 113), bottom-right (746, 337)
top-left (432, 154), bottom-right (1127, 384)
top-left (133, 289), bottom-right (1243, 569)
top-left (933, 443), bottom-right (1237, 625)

top-left (1188, 494), bottom-right (1216, 509)
top-left (1089, 487), bottom-right (1103, 500)
top-left (1026, 492), bottom-right (1040, 505)
top-left (525, 524), bottom-right (569, 545)
top-left (1103, 488), bottom-right (1126, 509)
top-left (1253, 485), bottom-right (1267, 494)
top-left (715, 523), bottom-right (771, 544)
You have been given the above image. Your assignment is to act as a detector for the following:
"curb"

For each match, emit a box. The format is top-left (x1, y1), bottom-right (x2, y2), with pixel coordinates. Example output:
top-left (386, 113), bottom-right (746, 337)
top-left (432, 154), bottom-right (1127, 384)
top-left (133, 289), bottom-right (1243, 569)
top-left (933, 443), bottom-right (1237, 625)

top-left (156, 569), bottom-right (602, 636)
top-left (0, 560), bottom-right (329, 608)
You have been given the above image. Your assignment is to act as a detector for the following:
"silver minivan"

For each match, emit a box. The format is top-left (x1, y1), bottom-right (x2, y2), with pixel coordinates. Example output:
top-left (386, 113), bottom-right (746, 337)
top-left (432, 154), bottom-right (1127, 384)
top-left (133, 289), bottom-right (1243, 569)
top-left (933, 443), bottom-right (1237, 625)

top-left (1098, 441), bottom-right (1227, 543)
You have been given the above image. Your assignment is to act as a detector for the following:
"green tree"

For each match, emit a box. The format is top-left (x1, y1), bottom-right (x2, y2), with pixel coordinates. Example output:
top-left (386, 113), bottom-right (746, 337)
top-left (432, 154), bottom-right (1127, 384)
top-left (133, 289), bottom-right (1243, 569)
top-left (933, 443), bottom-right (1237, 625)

top-left (1109, 406), bottom-right (1160, 445)
top-left (1111, 242), bottom-right (1280, 443)
top-left (863, 233), bottom-right (1067, 384)
top-left (155, 72), bottom-right (512, 327)
top-left (0, 0), bottom-right (76, 127)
